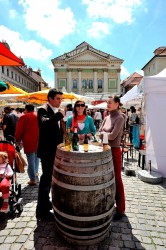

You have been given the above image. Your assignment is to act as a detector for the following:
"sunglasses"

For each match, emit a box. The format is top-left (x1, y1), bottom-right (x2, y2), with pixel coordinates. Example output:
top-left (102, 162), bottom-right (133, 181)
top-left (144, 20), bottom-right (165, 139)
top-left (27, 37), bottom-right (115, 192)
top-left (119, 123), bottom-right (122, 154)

top-left (76, 104), bottom-right (85, 107)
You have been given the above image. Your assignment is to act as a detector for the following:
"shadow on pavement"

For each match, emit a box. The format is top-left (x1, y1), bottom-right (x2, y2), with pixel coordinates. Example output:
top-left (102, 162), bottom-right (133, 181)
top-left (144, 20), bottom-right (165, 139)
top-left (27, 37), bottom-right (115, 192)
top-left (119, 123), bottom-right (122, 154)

top-left (20, 181), bottom-right (39, 207)
top-left (159, 178), bottom-right (166, 191)
top-left (34, 219), bottom-right (74, 250)
top-left (109, 215), bottom-right (146, 249)
top-left (33, 214), bottom-right (146, 250)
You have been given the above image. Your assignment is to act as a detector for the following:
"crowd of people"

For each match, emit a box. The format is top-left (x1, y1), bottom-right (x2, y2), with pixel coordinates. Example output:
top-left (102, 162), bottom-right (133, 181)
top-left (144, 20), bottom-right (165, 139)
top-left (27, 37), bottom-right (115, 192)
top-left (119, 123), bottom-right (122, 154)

top-left (0, 88), bottom-right (143, 221)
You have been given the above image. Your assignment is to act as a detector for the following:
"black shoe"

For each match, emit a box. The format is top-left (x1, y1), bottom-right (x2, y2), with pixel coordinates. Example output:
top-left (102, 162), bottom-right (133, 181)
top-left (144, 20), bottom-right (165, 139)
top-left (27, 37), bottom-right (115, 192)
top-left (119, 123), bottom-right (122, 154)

top-left (36, 211), bottom-right (55, 221)
top-left (112, 212), bottom-right (124, 221)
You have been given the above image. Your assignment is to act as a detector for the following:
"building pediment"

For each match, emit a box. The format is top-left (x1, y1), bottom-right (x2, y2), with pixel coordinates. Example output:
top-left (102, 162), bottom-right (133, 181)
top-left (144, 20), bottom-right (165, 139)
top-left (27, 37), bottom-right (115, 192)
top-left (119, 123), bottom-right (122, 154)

top-left (66, 51), bottom-right (110, 63)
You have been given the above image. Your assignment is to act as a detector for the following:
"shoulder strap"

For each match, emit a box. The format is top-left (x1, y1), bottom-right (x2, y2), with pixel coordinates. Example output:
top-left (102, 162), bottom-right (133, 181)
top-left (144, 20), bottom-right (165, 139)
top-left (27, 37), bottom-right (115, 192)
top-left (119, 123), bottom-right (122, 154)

top-left (2, 163), bottom-right (9, 177)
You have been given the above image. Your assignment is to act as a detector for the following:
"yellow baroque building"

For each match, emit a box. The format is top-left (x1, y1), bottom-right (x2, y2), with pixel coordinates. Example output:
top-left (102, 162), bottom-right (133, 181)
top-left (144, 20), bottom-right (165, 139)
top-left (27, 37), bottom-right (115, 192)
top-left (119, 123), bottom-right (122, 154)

top-left (51, 42), bottom-right (123, 97)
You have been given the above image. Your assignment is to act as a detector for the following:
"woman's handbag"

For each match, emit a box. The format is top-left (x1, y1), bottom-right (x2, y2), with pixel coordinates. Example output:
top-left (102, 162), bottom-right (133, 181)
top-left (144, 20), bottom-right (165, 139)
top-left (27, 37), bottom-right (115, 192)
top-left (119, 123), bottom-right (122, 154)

top-left (15, 151), bottom-right (27, 173)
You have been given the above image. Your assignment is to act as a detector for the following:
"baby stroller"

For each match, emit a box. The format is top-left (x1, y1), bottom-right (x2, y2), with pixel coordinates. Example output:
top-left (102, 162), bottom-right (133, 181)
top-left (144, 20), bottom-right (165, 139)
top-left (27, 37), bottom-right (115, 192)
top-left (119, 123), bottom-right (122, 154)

top-left (0, 140), bottom-right (23, 216)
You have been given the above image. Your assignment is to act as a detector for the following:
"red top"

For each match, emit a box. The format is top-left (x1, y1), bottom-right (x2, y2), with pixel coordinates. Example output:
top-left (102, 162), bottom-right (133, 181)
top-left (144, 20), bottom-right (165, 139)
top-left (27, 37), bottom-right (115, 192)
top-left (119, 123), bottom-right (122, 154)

top-left (15, 112), bottom-right (39, 154)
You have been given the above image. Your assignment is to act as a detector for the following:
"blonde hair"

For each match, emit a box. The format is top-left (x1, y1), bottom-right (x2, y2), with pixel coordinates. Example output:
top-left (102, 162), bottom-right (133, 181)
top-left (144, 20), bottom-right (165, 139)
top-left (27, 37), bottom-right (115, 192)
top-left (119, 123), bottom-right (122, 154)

top-left (0, 152), bottom-right (9, 163)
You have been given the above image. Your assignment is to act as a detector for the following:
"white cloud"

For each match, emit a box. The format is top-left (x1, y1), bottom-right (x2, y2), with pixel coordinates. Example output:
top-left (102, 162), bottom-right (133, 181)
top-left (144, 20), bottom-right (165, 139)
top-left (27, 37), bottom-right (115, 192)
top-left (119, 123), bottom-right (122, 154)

top-left (0, 25), bottom-right (52, 61)
top-left (48, 64), bottom-right (54, 70)
top-left (135, 69), bottom-right (144, 76)
top-left (121, 65), bottom-right (129, 77)
top-left (9, 9), bottom-right (17, 18)
top-left (82, 0), bottom-right (142, 24)
top-left (18, 0), bottom-right (76, 45)
top-left (87, 22), bottom-right (110, 38)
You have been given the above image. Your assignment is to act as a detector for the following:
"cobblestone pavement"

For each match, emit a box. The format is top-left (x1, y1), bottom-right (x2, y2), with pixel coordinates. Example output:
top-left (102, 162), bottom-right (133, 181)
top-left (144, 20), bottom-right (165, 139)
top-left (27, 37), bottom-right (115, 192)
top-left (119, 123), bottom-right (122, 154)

top-left (0, 150), bottom-right (166, 250)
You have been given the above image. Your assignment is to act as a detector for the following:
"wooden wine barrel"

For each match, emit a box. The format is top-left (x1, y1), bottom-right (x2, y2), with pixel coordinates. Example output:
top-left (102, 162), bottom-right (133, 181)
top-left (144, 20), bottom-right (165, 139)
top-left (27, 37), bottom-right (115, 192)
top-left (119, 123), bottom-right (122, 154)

top-left (52, 143), bottom-right (115, 245)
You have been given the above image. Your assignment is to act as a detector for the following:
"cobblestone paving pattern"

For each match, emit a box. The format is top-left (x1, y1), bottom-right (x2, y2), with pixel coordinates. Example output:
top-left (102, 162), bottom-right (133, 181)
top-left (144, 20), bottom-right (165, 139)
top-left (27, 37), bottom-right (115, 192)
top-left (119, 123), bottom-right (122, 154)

top-left (0, 151), bottom-right (166, 250)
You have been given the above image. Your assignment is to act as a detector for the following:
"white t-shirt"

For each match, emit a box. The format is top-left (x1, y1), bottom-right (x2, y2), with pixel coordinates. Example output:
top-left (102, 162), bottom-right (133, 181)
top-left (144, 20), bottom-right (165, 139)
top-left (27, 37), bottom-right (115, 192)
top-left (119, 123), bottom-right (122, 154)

top-left (64, 111), bottom-right (73, 122)
top-left (0, 163), bottom-right (13, 177)
top-left (94, 111), bottom-right (102, 120)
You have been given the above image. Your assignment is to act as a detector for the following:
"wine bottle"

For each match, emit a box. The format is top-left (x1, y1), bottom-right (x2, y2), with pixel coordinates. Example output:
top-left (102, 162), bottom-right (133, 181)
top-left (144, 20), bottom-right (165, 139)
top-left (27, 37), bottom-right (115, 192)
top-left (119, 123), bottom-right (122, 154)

top-left (83, 134), bottom-right (89, 152)
top-left (72, 126), bottom-right (79, 151)
top-left (65, 128), bottom-right (71, 151)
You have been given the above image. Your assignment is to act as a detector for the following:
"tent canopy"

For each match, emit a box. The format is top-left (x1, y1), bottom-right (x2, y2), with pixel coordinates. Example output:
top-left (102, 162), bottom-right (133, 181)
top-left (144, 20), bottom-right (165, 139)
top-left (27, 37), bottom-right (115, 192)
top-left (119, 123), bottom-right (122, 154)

top-left (142, 68), bottom-right (166, 94)
top-left (1, 82), bottom-right (28, 95)
top-left (0, 42), bottom-right (24, 66)
top-left (141, 68), bottom-right (166, 177)
top-left (120, 85), bottom-right (143, 107)
top-left (0, 80), bottom-right (8, 92)
top-left (94, 102), bottom-right (107, 109)
top-left (17, 89), bottom-right (95, 104)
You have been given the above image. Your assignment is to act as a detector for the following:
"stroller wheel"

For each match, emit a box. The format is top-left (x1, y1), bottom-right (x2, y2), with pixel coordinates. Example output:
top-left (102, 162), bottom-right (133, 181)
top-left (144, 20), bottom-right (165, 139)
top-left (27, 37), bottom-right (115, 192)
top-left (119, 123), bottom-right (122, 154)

top-left (10, 205), bottom-right (17, 215)
top-left (17, 198), bottom-right (23, 213)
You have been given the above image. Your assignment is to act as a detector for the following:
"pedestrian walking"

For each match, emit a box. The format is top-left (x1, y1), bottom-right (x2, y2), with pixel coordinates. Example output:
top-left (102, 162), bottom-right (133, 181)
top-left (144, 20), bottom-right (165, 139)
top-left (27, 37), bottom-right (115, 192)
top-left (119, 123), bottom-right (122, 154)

top-left (15, 104), bottom-right (39, 186)
top-left (2, 106), bottom-right (19, 143)
top-left (94, 109), bottom-right (102, 130)
top-left (36, 88), bottom-right (65, 221)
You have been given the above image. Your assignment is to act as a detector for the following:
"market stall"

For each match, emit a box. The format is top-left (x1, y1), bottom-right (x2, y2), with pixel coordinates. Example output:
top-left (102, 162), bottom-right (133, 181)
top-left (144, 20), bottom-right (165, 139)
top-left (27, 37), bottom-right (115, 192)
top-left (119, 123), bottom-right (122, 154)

top-left (141, 68), bottom-right (166, 177)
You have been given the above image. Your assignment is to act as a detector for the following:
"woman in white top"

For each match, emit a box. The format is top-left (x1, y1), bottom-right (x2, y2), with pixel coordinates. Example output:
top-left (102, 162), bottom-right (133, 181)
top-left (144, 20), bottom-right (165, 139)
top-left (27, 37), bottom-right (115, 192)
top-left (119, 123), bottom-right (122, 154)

top-left (63, 104), bottom-right (73, 122)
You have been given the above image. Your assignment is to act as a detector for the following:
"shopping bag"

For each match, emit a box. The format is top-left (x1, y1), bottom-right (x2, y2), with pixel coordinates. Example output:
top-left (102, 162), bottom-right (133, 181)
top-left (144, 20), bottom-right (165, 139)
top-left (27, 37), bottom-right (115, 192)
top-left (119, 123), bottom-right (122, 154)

top-left (15, 151), bottom-right (27, 173)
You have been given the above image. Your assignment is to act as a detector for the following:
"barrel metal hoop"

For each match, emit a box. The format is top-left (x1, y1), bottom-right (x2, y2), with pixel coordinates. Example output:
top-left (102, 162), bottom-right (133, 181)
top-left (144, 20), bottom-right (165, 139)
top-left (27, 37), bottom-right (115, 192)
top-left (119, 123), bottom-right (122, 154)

top-left (56, 223), bottom-right (110, 240)
top-left (53, 204), bottom-right (114, 221)
top-left (55, 215), bottom-right (112, 231)
top-left (53, 165), bottom-right (114, 177)
top-left (52, 176), bottom-right (115, 191)
top-left (55, 155), bottom-right (112, 167)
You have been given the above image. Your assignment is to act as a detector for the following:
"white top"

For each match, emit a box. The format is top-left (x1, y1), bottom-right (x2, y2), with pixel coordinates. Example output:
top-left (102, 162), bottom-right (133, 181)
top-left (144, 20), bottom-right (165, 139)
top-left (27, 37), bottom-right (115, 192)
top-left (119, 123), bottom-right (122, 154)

top-left (0, 163), bottom-right (13, 177)
top-left (94, 111), bottom-right (102, 120)
top-left (64, 111), bottom-right (73, 122)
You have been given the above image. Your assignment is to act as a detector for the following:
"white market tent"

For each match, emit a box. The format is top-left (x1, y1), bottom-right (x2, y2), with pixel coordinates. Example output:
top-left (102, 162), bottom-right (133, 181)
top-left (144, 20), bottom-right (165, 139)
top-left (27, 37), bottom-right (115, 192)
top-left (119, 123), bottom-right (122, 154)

top-left (120, 85), bottom-right (142, 107)
top-left (141, 68), bottom-right (166, 177)
top-left (94, 102), bottom-right (107, 109)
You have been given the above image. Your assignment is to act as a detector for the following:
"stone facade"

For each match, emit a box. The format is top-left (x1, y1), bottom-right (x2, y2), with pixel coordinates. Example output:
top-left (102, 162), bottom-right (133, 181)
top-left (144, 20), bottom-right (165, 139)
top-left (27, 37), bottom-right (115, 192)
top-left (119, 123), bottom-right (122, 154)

top-left (142, 46), bottom-right (166, 76)
top-left (0, 65), bottom-right (39, 92)
top-left (52, 42), bottom-right (123, 97)
top-left (121, 72), bottom-right (143, 94)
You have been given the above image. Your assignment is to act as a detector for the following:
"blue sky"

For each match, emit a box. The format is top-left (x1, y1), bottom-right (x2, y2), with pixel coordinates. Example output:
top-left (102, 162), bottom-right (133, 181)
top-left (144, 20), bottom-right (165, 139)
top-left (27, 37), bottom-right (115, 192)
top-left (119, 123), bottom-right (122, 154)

top-left (0, 0), bottom-right (165, 88)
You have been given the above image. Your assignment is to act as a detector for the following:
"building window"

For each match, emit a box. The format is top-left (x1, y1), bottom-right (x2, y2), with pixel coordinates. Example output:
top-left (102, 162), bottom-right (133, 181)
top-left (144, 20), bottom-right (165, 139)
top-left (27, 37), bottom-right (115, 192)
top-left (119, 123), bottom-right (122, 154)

top-left (18, 76), bottom-right (20, 82)
top-left (82, 79), bottom-right (93, 89)
top-left (82, 79), bottom-right (87, 88)
top-left (98, 79), bottom-right (103, 89)
top-left (58, 79), bottom-right (66, 88)
top-left (73, 79), bottom-right (77, 89)
top-left (108, 79), bottom-right (117, 89)
top-left (2, 66), bottom-right (4, 73)
top-left (15, 74), bottom-right (17, 81)
top-left (11, 71), bottom-right (13, 79)
top-left (89, 80), bottom-right (93, 88)
top-left (7, 68), bottom-right (9, 77)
